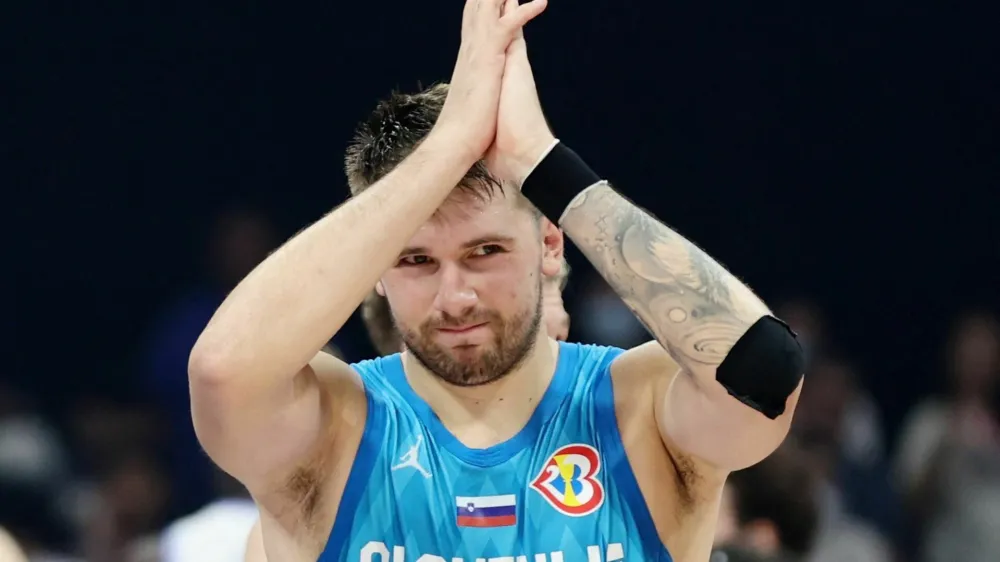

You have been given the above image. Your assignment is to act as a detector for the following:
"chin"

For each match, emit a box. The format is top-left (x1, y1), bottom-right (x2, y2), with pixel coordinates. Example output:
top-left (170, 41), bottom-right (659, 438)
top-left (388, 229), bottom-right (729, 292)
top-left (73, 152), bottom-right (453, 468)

top-left (448, 343), bottom-right (495, 360)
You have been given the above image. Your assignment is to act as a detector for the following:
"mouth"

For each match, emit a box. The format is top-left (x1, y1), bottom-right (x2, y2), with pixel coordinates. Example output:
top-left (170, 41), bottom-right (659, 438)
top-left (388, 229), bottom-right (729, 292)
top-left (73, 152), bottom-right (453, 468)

top-left (437, 322), bottom-right (488, 335)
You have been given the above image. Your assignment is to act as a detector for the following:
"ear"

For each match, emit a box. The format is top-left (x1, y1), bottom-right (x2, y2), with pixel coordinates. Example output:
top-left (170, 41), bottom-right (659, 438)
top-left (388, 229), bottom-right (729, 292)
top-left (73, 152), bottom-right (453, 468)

top-left (540, 218), bottom-right (565, 279)
top-left (375, 280), bottom-right (386, 297)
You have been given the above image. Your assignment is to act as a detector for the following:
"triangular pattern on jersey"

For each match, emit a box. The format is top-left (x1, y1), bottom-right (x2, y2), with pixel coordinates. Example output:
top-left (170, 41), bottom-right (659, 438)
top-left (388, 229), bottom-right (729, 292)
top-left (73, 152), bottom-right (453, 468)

top-left (320, 342), bottom-right (672, 562)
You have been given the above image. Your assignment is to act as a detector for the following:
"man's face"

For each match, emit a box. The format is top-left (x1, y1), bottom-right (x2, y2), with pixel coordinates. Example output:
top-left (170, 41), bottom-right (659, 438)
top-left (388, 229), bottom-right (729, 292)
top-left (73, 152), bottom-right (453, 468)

top-left (380, 189), bottom-right (564, 386)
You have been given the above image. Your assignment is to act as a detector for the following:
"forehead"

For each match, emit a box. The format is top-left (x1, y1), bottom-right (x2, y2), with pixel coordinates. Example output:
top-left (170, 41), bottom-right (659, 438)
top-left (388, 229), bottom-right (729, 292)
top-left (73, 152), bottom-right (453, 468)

top-left (405, 189), bottom-right (536, 251)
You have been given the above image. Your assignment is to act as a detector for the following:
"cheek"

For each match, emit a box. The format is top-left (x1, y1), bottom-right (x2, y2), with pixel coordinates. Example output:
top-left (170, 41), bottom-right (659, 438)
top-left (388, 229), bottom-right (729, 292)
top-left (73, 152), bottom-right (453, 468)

top-left (383, 277), bottom-right (437, 323)
top-left (481, 258), bottom-right (537, 301)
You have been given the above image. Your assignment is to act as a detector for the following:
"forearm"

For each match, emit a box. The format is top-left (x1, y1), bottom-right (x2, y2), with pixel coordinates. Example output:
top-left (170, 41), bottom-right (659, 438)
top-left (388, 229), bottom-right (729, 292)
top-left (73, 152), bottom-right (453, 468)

top-left (191, 128), bottom-right (476, 382)
top-left (522, 144), bottom-right (799, 467)
top-left (560, 183), bottom-right (769, 378)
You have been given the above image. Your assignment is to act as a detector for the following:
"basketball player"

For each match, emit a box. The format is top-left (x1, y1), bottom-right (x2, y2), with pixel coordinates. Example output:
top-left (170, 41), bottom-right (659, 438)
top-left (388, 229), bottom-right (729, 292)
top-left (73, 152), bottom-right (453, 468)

top-left (712, 444), bottom-right (818, 562)
top-left (243, 263), bottom-right (573, 562)
top-left (188, 0), bottom-right (805, 561)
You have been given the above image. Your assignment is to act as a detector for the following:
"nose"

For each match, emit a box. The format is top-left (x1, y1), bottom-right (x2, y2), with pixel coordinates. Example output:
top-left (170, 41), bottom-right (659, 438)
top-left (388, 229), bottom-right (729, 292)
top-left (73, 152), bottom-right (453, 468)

top-left (432, 262), bottom-right (478, 318)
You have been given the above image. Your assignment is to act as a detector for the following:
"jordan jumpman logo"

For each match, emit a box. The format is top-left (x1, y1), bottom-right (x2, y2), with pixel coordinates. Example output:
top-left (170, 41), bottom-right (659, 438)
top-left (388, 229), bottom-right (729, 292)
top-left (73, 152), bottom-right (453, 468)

top-left (391, 434), bottom-right (432, 478)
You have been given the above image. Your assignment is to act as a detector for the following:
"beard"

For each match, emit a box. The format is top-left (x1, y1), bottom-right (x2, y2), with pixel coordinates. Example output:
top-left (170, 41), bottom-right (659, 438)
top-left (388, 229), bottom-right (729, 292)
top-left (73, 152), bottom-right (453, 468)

top-left (396, 287), bottom-right (543, 387)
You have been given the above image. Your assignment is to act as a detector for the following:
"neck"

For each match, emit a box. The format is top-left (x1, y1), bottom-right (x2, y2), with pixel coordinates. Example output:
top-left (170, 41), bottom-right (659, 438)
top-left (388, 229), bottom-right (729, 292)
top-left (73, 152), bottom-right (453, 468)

top-left (401, 331), bottom-right (560, 448)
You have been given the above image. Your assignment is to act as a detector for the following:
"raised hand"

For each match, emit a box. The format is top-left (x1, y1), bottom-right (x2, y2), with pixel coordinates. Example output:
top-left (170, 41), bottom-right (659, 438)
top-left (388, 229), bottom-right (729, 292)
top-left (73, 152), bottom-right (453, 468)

top-left (485, 0), bottom-right (557, 185)
top-left (435, 0), bottom-right (549, 161)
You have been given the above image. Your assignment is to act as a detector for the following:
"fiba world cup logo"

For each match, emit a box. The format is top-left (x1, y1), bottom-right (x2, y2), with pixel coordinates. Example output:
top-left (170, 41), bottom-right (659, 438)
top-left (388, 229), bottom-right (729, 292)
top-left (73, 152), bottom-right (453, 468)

top-left (530, 444), bottom-right (605, 516)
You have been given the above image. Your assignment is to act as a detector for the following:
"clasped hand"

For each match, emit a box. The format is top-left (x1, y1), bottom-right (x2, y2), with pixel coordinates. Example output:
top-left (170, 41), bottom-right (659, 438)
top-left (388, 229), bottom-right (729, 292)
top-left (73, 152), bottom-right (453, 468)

top-left (436, 0), bottom-right (557, 187)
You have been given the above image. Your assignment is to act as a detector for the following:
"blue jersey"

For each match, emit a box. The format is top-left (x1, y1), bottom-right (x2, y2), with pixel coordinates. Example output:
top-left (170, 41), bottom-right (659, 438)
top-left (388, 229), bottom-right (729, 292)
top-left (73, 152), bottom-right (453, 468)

top-left (320, 342), bottom-right (672, 562)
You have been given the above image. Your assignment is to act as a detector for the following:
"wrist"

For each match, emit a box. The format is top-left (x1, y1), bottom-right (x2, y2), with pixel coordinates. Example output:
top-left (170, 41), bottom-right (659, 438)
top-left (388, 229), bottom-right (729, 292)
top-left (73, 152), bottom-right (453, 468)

top-left (520, 142), bottom-right (603, 223)
top-left (425, 123), bottom-right (487, 170)
top-left (512, 132), bottom-right (559, 185)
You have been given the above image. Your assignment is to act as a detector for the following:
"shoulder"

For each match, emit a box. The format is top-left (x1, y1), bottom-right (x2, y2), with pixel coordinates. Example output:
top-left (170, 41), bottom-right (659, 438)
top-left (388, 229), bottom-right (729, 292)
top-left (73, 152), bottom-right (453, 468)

top-left (559, 341), bottom-right (627, 378)
top-left (348, 353), bottom-right (401, 391)
top-left (604, 341), bottom-right (679, 450)
top-left (607, 341), bottom-right (682, 401)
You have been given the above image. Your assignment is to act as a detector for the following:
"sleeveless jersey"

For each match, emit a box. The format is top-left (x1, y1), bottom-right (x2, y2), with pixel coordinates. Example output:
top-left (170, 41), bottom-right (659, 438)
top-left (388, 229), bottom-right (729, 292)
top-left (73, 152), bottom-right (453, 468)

top-left (319, 342), bottom-right (672, 562)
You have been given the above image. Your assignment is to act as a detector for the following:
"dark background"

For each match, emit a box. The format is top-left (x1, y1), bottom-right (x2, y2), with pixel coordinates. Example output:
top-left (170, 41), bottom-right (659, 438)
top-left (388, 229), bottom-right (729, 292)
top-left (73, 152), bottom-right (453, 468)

top-left (15, 1), bottom-right (998, 435)
top-left (7, 2), bottom-right (999, 558)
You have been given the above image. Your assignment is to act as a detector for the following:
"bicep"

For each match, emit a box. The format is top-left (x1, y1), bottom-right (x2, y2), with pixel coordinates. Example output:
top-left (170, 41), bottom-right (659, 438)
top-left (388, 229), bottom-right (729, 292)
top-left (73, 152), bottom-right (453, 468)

top-left (658, 367), bottom-right (801, 473)
top-left (190, 351), bottom-right (364, 490)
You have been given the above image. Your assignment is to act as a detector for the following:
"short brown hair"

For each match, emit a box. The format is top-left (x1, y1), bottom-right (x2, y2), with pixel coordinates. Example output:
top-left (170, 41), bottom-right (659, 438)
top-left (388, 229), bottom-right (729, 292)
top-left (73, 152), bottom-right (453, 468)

top-left (344, 83), bottom-right (500, 197)
top-left (361, 291), bottom-right (402, 356)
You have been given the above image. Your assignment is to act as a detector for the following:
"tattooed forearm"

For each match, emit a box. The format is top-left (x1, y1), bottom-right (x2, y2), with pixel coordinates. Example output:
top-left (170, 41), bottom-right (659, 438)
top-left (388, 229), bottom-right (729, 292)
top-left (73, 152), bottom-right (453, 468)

top-left (559, 183), bottom-right (770, 370)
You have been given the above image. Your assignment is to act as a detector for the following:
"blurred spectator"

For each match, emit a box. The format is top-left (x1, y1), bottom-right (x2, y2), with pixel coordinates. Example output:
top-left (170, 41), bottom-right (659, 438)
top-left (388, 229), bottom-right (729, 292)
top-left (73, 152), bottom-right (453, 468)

top-left (0, 482), bottom-right (79, 562)
top-left (0, 383), bottom-right (79, 561)
top-left (777, 298), bottom-right (885, 466)
top-left (139, 207), bottom-right (277, 515)
top-left (67, 393), bottom-right (161, 478)
top-left (82, 453), bottom-right (170, 562)
top-left (0, 396), bottom-right (69, 492)
top-left (130, 469), bottom-right (256, 562)
top-left (0, 527), bottom-right (29, 562)
top-left (361, 291), bottom-right (401, 356)
top-left (713, 443), bottom-right (819, 562)
top-left (792, 355), bottom-right (900, 559)
top-left (893, 309), bottom-right (1000, 561)
top-left (541, 259), bottom-right (572, 342)
top-left (573, 275), bottom-right (647, 348)
top-left (775, 298), bottom-right (829, 365)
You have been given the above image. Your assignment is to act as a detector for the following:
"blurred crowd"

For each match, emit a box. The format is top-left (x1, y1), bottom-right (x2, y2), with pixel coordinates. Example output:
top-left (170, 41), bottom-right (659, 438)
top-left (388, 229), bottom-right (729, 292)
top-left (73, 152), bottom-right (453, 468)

top-left (4, 207), bottom-right (999, 562)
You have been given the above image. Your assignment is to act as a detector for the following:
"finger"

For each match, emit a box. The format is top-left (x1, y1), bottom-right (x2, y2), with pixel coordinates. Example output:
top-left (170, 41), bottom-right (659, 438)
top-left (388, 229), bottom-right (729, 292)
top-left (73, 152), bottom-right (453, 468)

top-left (500, 0), bottom-right (524, 41)
top-left (502, 0), bottom-right (525, 38)
top-left (479, 0), bottom-right (506, 21)
top-left (499, 0), bottom-right (548, 31)
top-left (467, 0), bottom-right (501, 28)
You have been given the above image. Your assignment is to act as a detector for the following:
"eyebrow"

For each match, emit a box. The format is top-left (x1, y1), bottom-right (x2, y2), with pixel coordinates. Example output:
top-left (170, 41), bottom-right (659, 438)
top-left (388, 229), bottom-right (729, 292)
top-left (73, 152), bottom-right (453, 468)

top-left (398, 234), bottom-right (517, 257)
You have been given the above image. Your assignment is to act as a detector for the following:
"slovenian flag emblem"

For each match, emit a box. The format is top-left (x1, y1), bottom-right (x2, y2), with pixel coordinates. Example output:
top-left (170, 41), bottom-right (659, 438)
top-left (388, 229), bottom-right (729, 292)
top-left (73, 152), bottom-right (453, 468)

top-left (455, 494), bottom-right (517, 528)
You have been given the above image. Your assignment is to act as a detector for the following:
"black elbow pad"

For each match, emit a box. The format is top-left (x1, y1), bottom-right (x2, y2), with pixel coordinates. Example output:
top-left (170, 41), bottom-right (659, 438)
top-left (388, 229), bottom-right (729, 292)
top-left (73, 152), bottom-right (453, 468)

top-left (716, 315), bottom-right (805, 419)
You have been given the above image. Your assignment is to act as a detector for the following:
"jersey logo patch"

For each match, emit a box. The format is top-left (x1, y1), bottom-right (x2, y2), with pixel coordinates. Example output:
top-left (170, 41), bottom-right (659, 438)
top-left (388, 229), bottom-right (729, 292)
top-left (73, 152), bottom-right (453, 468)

top-left (455, 494), bottom-right (516, 528)
top-left (530, 443), bottom-right (605, 516)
